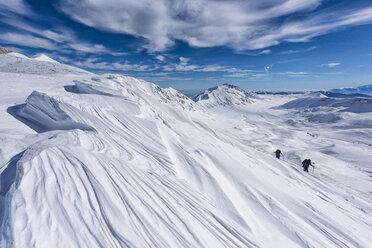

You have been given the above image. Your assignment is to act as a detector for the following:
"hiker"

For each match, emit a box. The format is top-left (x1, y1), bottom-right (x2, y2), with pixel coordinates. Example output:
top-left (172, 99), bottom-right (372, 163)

top-left (302, 159), bottom-right (314, 173)
top-left (275, 149), bottom-right (283, 159)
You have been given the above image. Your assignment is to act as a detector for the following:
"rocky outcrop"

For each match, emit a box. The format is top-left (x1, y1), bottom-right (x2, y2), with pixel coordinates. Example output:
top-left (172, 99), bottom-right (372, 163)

top-left (0, 46), bottom-right (12, 54)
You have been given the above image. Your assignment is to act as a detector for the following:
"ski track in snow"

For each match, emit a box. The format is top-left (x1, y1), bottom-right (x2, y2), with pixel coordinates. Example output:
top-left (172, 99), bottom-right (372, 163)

top-left (1, 54), bottom-right (372, 247)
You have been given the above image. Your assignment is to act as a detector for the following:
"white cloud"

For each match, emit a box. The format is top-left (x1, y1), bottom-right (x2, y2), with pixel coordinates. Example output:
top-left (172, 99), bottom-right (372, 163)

top-left (0, 15), bottom-right (124, 55)
top-left (227, 71), bottom-right (310, 79)
top-left (0, 0), bottom-right (30, 15)
top-left (281, 72), bottom-right (310, 77)
top-left (163, 58), bottom-right (254, 74)
top-left (155, 55), bottom-right (165, 61)
top-left (73, 58), bottom-right (156, 71)
top-left (226, 73), bottom-right (252, 78)
top-left (179, 57), bottom-right (190, 64)
top-left (236, 49), bottom-right (271, 56)
top-left (58, 0), bottom-right (372, 52)
top-left (322, 63), bottom-right (341, 68)
top-left (0, 32), bottom-right (56, 49)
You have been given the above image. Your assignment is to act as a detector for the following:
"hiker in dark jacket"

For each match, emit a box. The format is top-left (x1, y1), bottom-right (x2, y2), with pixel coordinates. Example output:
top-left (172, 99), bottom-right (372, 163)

top-left (302, 159), bottom-right (314, 173)
top-left (275, 149), bottom-right (283, 159)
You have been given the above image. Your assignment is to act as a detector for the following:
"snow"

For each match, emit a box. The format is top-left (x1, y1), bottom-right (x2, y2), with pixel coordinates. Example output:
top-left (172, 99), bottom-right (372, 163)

top-left (1, 53), bottom-right (372, 247)
top-left (7, 52), bottom-right (29, 59)
top-left (280, 95), bottom-right (372, 113)
top-left (31, 54), bottom-right (60, 64)
top-left (331, 84), bottom-right (372, 96)
top-left (192, 84), bottom-right (258, 107)
top-left (0, 53), bottom-right (87, 74)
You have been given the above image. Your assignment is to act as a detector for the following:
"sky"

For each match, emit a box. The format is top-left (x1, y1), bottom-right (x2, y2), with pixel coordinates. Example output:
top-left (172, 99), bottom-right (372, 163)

top-left (1, 0), bottom-right (372, 94)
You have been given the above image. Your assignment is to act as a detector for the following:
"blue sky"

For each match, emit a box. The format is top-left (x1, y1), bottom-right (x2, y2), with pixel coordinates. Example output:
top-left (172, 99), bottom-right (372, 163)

top-left (1, 0), bottom-right (372, 93)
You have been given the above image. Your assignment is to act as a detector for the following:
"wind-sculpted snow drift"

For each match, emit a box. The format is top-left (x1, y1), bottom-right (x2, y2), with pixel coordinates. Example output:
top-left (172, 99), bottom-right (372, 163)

top-left (1, 53), bottom-right (372, 247)
top-left (8, 91), bottom-right (95, 133)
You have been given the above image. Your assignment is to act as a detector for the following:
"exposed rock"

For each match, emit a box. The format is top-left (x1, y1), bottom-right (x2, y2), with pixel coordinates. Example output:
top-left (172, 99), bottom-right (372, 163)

top-left (0, 46), bottom-right (12, 54)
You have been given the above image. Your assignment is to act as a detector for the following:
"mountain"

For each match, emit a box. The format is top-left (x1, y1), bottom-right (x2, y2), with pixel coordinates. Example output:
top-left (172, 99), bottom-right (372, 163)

top-left (31, 54), bottom-right (60, 63)
top-left (330, 84), bottom-right (372, 96)
top-left (1, 53), bottom-right (372, 247)
top-left (192, 84), bottom-right (257, 107)
top-left (0, 52), bottom-right (87, 74)
top-left (256, 90), bottom-right (371, 98)
top-left (318, 91), bottom-right (371, 98)
top-left (280, 94), bottom-right (372, 113)
top-left (256, 90), bottom-right (305, 95)
top-left (277, 93), bottom-right (372, 126)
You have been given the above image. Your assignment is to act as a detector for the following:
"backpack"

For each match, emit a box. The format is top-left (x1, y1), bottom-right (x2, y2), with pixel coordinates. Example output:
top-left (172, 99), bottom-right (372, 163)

top-left (302, 159), bottom-right (310, 167)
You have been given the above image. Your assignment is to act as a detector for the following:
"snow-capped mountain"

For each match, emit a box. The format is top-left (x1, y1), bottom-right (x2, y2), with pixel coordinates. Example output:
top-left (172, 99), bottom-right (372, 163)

top-left (1, 52), bottom-right (372, 248)
top-left (277, 93), bottom-right (372, 126)
top-left (31, 54), bottom-right (60, 64)
top-left (0, 52), bottom-right (86, 74)
top-left (280, 94), bottom-right (372, 113)
top-left (330, 84), bottom-right (372, 96)
top-left (192, 84), bottom-right (258, 107)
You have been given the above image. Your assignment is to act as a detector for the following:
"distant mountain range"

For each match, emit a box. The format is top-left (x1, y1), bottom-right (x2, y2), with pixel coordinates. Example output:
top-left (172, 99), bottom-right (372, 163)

top-left (256, 88), bottom-right (372, 98)
top-left (330, 84), bottom-right (372, 96)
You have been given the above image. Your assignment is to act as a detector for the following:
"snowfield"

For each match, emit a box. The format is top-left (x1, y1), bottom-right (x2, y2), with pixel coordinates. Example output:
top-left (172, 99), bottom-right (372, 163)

top-left (0, 52), bottom-right (372, 248)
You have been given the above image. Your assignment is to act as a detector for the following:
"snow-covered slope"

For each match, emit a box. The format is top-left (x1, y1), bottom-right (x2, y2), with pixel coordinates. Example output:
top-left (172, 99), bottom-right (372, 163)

top-left (1, 53), bottom-right (372, 248)
top-left (0, 52), bottom-right (87, 74)
top-left (192, 84), bottom-right (258, 107)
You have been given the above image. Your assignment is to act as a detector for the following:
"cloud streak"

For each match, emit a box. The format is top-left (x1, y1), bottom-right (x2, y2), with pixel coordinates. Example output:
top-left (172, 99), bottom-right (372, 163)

top-left (0, 4), bottom-right (126, 55)
top-left (0, 32), bottom-right (56, 49)
top-left (73, 58), bottom-right (156, 71)
top-left (280, 46), bottom-right (317, 55)
top-left (58, 0), bottom-right (372, 52)
top-left (323, 63), bottom-right (341, 68)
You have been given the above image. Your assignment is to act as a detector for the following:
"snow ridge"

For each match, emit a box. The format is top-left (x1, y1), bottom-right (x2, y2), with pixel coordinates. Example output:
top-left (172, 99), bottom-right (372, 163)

top-left (0, 53), bottom-right (87, 74)
top-left (31, 54), bottom-right (59, 64)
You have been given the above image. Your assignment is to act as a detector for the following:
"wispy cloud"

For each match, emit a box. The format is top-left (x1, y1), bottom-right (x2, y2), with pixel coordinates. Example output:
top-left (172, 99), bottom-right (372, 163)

top-left (235, 49), bottom-right (271, 56)
top-left (279, 72), bottom-right (310, 77)
top-left (179, 57), bottom-right (190, 64)
top-left (72, 55), bottom-right (257, 76)
top-left (280, 46), bottom-right (317, 55)
top-left (0, 32), bottom-right (57, 49)
top-left (162, 58), bottom-right (254, 74)
top-left (227, 71), bottom-right (309, 79)
top-left (58, 1), bottom-right (372, 52)
top-left (73, 58), bottom-right (156, 71)
top-left (0, 0), bottom-right (31, 16)
top-left (155, 55), bottom-right (165, 62)
top-left (0, 5), bottom-right (126, 55)
top-left (322, 62), bottom-right (341, 68)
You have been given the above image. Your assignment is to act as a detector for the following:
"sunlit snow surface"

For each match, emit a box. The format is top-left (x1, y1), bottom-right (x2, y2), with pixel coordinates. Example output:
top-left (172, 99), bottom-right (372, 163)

top-left (0, 53), bottom-right (372, 248)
